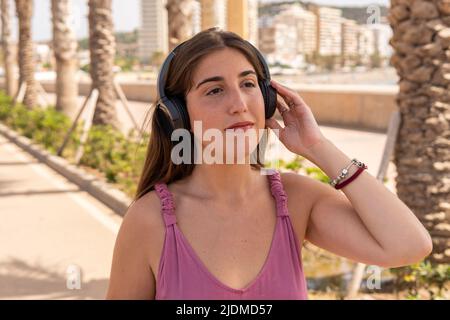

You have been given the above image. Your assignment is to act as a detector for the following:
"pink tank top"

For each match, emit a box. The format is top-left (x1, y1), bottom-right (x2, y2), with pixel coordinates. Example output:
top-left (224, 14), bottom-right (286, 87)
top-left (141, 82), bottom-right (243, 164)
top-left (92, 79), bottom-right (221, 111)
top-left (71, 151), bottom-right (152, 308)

top-left (153, 170), bottom-right (308, 300)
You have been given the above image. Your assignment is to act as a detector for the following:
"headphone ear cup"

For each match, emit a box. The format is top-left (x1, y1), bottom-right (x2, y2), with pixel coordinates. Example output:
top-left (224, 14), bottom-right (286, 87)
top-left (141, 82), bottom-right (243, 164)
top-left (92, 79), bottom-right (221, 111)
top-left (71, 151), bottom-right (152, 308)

top-left (155, 102), bottom-right (175, 138)
top-left (170, 95), bottom-right (191, 131)
top-left (260, 80), bottom-right (277, 119)
top-left (159, 95), bottom-right (190, 132)
top-left (267, 84), bottom-right (277, 118)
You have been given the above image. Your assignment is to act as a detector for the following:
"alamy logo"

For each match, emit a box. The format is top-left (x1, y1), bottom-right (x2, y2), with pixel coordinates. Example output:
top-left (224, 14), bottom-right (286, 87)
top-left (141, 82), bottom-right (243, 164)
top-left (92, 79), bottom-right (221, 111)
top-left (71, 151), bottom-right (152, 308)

top-left (169, 120), bottom-right (282, 173)
top-left (66, 264), bottom-right (82, 290)
top-left (367, 4), bottom-right (381, 25)
top-left (365, 265), bottom-right (382, 290)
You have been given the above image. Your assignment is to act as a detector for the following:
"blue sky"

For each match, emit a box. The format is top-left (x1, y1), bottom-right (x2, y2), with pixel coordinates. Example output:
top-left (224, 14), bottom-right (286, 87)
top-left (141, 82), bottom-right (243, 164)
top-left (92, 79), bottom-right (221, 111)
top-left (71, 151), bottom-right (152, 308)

top-left (16, 0), bottom-right (389, 41)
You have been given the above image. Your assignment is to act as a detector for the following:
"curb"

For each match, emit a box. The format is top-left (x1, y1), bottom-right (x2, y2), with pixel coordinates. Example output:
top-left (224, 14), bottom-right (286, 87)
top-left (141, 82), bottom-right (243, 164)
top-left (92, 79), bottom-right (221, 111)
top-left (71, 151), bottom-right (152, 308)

top-left (0, 123), bottom-right (132, 216)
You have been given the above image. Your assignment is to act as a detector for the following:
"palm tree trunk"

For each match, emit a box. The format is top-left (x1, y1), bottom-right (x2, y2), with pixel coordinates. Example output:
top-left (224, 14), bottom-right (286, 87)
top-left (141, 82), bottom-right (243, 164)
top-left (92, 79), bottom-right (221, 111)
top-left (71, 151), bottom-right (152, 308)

top-left (389, 0), bottom-right (450, 264)
top-left (166, 0), bottom-right (195, 51)
top-left (88, 0), bottom-right (118, 128)
top-left (15, 0), bottom-right (38, 109)
top-left (1, 0), bottom-right (17, 97)
top-left (51, 0), bottom-right (79, 118)
top-left (200, 0), bottom-right (226, 31)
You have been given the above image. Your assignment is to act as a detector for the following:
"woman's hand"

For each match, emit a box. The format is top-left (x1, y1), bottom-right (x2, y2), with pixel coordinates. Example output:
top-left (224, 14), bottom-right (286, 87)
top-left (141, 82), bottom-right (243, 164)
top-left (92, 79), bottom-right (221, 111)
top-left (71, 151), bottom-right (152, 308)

top-left (265, 79), bottom-right (327, 160)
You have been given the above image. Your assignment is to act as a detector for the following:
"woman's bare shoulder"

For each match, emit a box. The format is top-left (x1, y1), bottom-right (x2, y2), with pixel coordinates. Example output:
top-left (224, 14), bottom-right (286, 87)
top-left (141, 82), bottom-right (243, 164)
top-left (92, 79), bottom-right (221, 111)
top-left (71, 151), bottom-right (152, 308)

top-left (125, 190), bottom-right (164, 225)
top-left (106, 189), bottom-right (165, 299)
top-left (119, 190), bottom-right (166, 271)
top-left (278, 171), bottom-right (319, 240)
top-left (279, 171), bottom-right (316, 200)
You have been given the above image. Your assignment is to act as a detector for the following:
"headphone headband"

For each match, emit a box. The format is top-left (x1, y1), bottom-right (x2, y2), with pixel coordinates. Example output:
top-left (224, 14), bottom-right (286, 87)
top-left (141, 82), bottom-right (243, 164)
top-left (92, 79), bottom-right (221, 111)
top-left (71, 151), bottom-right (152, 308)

top-left (156, 37), bottom-right (277, 133)
top-left (156, 41), bottom-right (187, 100)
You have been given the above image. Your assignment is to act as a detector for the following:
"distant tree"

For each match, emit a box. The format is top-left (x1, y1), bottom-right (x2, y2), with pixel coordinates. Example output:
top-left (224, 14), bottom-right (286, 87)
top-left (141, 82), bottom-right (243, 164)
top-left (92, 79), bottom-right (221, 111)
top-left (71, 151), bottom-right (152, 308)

top-left (370, 51), bottom-right (382, 68)
top-left (88, 0), bottom-right (118, 128)
top-left (15, 0), bottom-right (39, 108)
top-left (1, 0), bottom-right (17, 97)
top-left (166, 0), bottom-right (195, 51)
top-left (150, 51), bottom-right (165, 68)
top-left (51, 0), bottom-right (79, 117)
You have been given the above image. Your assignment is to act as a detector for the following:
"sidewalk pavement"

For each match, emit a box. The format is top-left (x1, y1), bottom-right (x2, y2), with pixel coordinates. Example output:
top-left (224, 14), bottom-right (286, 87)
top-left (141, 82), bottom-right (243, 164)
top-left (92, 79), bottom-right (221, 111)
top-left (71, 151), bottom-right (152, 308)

top-left (0, 96), bottom-right (397, 299)
top-left (0, 134), bottom-right (121, 299)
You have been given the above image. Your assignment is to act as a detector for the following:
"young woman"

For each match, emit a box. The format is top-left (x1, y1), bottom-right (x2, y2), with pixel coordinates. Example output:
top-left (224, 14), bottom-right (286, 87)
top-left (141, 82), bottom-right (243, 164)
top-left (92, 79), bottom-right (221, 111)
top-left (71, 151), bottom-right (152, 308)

top-left (106, 28), bottom-right (432, 300)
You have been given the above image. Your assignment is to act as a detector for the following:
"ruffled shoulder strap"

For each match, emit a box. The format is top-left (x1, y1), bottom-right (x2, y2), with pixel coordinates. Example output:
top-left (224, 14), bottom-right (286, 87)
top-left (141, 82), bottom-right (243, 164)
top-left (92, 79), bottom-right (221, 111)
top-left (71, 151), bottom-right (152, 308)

top-left (267, 170), bottom-right (289, 217)
top-left (154, 183), bottom-right (177, 227)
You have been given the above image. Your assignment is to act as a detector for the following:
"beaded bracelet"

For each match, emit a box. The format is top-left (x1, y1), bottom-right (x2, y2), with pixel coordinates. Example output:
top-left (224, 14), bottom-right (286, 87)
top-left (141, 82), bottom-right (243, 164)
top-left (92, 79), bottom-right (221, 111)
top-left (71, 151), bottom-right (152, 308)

top-left (335, 163), bottom-right (368, 189)
top-left (329, 158), bottom-right (365, 187)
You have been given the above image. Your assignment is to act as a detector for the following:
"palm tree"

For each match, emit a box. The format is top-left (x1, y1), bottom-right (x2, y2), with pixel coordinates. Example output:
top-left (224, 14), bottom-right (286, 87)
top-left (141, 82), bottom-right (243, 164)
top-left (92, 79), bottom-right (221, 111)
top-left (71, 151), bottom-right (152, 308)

top-left (51, 0), bottom-right (79, 118)
top-left (166, 0), bottom-right (195, 51)
top-left (389, 0), bottom-right (450, 264)
top-left (15, 0), bottom-right (38, 108)
top-left (1, 0), bottom-right (17, 97)
top-left (88, 0), bottom-right (118, 128)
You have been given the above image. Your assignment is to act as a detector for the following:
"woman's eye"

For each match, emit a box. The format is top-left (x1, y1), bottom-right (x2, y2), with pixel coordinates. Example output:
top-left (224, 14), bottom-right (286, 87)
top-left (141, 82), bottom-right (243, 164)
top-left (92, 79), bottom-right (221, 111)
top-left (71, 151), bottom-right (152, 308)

top-left (206, 88), bottom-right (222, 96)
top-left (206, 82), bottom-right (256, 96)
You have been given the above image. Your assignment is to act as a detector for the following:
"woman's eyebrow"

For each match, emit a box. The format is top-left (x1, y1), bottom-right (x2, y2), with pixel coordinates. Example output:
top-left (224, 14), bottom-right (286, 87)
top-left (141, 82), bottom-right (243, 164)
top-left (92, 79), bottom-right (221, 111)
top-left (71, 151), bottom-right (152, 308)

top-left (195, 70), bottom-right (256, 90)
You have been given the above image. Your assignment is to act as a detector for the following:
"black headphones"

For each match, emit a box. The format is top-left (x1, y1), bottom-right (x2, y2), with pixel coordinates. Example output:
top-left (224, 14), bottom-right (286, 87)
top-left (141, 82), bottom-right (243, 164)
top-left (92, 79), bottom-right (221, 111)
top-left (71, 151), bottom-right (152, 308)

top-left (155, 39), bottom-right (277, 134)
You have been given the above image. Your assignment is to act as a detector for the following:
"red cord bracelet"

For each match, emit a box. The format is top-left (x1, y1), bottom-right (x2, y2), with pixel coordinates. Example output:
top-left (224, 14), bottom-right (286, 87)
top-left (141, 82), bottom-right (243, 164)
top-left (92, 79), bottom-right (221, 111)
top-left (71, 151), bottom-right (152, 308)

top-left (335, 164), bottom-right (368, 190)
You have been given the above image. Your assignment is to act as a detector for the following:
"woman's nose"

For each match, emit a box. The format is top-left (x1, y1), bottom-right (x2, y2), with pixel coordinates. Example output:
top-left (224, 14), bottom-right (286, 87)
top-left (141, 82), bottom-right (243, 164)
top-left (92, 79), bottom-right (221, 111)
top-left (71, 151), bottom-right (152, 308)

top-left (227, 87), bottom-right (248, 114)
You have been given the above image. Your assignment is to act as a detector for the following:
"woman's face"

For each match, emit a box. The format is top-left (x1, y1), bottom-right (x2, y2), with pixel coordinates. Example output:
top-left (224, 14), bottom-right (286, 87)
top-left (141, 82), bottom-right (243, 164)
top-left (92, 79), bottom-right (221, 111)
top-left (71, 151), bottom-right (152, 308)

top-left (185, 47), bottom-right (266, 164)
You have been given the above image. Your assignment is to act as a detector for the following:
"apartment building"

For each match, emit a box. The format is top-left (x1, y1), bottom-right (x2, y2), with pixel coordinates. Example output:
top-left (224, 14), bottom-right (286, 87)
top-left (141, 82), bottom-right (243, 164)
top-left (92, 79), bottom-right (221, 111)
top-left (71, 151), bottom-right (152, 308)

top-left (259, 4), bottom-right (316, 67)
top-left (308, 5), bottom-right (343, 56)
top-left (341, 18), bottom-right (359, 65)
top-left (138, 0), bottom-right (169, 63)
top-left (358, 24), bottom-right (376, 61)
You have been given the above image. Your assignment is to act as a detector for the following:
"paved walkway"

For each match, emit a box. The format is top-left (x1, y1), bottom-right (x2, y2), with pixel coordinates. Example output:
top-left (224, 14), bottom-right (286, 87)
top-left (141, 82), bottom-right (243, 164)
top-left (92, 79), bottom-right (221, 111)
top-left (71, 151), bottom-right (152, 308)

top-left (0, 134), bottom-right (121, 299)
top-left (0, 95), bottom-right (397, 299)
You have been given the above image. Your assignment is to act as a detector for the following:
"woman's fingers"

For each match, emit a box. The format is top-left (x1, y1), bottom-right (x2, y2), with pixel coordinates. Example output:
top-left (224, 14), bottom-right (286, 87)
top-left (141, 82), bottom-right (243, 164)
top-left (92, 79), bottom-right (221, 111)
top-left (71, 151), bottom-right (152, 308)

top-left (275, 94), bottom-right (297, 123)
top-left (275, 95), bottom-right (289, 115)
top-left (265, 118), bottom-right (283, 132)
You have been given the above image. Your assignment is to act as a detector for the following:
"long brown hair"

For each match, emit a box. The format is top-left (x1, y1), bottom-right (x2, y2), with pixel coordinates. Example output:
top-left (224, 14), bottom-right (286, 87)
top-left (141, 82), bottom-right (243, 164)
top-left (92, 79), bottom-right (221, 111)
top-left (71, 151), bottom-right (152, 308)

top-left (134, 27), bottom-right (269, 201)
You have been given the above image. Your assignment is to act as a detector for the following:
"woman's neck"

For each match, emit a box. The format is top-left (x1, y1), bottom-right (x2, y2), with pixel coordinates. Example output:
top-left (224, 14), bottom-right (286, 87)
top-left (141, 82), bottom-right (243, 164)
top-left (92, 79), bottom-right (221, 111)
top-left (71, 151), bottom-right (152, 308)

top-left (183, 164), bottom-right (263, 203)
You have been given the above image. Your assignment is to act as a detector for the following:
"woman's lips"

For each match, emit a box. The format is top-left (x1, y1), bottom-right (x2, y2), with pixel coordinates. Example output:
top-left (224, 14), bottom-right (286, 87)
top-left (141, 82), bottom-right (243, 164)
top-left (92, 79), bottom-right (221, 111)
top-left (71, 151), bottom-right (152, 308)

top-left (225, 124), bottom-right (254, 132)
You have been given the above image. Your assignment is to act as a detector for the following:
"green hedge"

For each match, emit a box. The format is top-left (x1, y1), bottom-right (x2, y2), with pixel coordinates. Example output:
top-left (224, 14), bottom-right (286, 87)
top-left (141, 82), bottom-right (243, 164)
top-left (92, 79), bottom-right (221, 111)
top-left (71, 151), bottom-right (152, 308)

top-left (0, 90), bottom-right (148, 197)
top-left (390, 261), bottom-right (450, 299)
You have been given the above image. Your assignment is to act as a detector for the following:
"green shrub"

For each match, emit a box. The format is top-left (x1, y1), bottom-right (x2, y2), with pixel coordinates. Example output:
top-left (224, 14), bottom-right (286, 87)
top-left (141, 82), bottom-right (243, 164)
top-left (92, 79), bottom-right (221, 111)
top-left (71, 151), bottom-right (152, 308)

top-left (285, 155), bottom-right (304, 171)
top-left (390, 260), bottom-right (450, 300)
top-left (0, 94), bottom-right (13, 120)
top-left (0, 91), bottom-right (80, 155)
top-left (78, 124), bottom-right (148, 196)
top-left (33, 107), bottom-right (74, 153)
top-left (305, 167), bottom-right (329, 183)
top-left (80, 124), bottom-right (123, 171)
